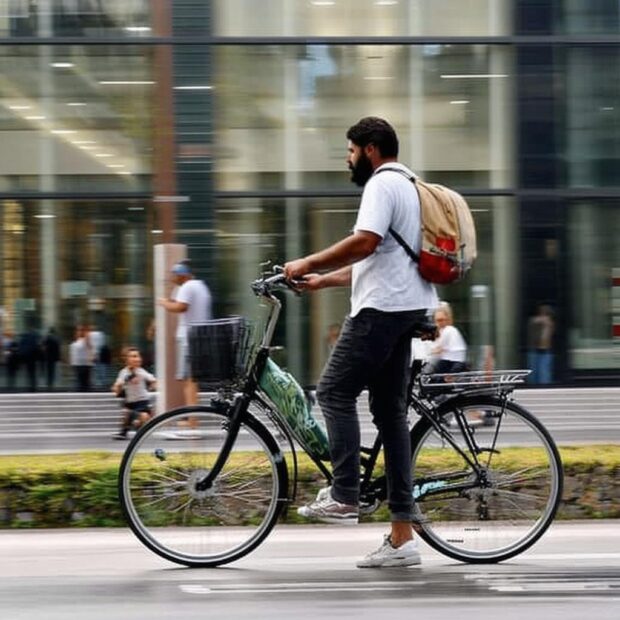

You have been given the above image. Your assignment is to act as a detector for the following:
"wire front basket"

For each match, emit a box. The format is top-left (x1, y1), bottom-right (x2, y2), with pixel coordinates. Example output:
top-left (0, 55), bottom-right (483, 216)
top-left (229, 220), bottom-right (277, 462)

top-left (188, 316), bottom-right (253, 388)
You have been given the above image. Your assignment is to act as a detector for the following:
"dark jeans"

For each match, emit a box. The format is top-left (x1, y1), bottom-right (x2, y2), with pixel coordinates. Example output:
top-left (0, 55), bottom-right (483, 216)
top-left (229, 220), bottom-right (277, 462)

top-left (74, 366), bottom-right (92, 391)
top-left (316, 307), bottom-right (427, 522)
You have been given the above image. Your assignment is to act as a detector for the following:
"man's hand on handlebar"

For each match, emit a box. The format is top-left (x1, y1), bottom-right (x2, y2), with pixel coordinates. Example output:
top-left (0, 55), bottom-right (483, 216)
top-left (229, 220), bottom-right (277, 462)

top-left (283, 258), bottom-right (310, 281)
top-left (291, 273), bottom-right (324, 292)
top-left (283, 259), bottom-right (322, 292)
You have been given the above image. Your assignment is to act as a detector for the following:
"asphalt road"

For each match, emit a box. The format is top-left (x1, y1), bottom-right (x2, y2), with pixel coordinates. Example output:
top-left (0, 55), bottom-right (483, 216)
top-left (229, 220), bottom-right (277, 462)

top-left (1, 522), bottom-right (619, 620)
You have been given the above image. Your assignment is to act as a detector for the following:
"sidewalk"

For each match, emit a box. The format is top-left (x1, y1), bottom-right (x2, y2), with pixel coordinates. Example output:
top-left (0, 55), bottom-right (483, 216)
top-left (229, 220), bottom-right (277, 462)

top-left (1, 387), bottom-right (620, 454)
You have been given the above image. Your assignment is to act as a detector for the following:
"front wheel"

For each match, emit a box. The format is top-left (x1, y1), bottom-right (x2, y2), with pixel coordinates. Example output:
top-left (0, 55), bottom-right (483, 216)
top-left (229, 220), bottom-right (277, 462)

top-left (118, 404), bottom-right (288, 567)
top-left (410, 395), bottom-right (563, 563)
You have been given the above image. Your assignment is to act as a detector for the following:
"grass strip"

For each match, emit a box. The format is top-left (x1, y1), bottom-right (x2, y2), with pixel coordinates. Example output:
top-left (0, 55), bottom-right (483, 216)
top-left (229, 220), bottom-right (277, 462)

top-left (0, 445), bottom-right (617, 528)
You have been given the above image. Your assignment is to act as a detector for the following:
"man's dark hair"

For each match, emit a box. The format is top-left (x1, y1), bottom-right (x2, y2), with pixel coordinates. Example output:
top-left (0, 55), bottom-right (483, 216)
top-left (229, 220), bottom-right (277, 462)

top-left (346, 117), bottom-right (399, 158)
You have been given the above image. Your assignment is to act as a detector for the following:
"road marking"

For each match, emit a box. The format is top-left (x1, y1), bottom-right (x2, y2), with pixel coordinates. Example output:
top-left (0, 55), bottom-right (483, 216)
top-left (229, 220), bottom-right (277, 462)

top-left (180, 580), bottom-right (427, 595)
top-left (465, 572), bottom-right (620, 593)
top-left (523, 553), bottom-right (620, 560)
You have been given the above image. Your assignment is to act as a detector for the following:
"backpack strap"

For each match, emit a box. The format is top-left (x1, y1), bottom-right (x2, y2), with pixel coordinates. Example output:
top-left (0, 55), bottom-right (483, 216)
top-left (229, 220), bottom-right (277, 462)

top-left (373, 166), bottom-right (420, 264)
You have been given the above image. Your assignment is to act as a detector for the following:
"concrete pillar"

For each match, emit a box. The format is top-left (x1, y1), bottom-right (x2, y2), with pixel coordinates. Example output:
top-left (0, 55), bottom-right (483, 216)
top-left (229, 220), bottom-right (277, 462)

top-left (38, 0), bottom-right (58, 332)
top-left (154, 243), bottom-right (186, 413)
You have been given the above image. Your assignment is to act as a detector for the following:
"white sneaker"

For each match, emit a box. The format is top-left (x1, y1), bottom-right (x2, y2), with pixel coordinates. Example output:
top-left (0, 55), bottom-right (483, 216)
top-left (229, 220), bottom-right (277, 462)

top-left (297, 487), bottom-right (359, 524)
top-left (357, 535), bottom-right (422, 568)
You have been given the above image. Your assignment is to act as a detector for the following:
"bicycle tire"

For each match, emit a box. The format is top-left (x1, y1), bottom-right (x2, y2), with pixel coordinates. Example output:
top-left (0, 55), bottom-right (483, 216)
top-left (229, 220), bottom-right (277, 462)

top-left (410, 395), bottom-right (563, 563)
top-left (118, 404), bottom-right (288, 567)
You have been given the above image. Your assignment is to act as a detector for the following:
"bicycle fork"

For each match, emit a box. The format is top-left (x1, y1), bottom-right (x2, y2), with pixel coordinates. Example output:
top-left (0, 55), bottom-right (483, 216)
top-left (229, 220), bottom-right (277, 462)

top-left (194, 394), bottom-right (249, 492)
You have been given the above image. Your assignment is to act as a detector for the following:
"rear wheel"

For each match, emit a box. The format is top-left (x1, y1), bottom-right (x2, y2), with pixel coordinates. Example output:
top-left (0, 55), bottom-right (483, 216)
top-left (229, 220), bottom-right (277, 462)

top-left (118, 404), bottom-right (288, 567)
top-left (410, 395), bottom-right (563, 563)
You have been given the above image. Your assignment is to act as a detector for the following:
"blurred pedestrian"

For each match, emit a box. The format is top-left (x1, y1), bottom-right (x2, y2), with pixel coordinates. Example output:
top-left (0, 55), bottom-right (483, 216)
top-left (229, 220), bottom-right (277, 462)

top-left (111, 346), bottom-right (157, 440)
top-left (158, 260), bottom-right (212, 407)
top-left (428, 303), bottom-right (468, 373)
top-left (69, 325), bottom-right (93, 391)
top-left (18, 321), bottom-right (42, 392)
top-left (4, 332), bottom-right (19, 390)
top-left (527, 303), bottom-right (555, 384)
top-left (144, 317), bottom-right (156, 374)
top-left (88, 324), bottom-right (108, 388)
top-left (43, 327), bottom-right (61, 389)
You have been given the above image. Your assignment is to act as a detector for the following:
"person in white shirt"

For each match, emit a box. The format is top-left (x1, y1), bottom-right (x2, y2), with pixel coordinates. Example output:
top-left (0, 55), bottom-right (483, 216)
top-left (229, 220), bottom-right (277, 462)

top-left (158, 260), bottom-right (212, 406)
top-left (429, 303), bottom-right (468, 373)
top-left (69, 325), bottom-right (93, 391)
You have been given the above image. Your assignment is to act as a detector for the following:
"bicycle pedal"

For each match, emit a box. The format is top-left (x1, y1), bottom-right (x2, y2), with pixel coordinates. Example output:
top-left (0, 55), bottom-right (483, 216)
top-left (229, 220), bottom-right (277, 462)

top-left (359, 499), bottom-right (380, 515)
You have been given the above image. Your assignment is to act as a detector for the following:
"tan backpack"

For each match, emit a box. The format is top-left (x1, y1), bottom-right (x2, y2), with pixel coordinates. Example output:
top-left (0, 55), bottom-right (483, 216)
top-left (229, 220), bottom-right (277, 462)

top-left (377, 168), bottom-right (477, 284)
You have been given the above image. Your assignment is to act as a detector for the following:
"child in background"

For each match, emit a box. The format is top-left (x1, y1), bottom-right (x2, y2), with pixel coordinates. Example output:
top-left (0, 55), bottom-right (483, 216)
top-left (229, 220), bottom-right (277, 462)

top-left (111, 347), bottom-right (157, 439)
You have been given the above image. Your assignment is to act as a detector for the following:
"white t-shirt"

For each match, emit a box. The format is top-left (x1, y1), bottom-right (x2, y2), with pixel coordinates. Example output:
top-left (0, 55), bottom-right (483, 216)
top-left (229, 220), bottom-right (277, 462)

top-left (69, 338), bottom-right (92, 366)
top-left (115, 367), bottom-right (156, 403)
top-left (432, 324), bottom-right (467, 363)
top-left (351, 162), bottom-right (438, 317)
top-left (88, 330), bottom-right (105, 355)
top-left (172, 278), bottom-right (213, 340)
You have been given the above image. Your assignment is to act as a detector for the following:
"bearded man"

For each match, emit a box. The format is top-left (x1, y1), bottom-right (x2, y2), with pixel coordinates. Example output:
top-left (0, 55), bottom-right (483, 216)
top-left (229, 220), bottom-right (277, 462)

top-left (284, 117), bottom-right (438, 568)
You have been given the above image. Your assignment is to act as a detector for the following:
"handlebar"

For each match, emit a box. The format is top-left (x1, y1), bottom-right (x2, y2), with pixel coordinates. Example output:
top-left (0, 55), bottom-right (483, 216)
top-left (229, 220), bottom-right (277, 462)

top-left (251, 265), bottom-right (303, 297)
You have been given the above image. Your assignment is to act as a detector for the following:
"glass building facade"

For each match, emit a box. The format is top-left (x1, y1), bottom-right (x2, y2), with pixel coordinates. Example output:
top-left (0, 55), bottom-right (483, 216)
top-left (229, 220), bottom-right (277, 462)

top-left (0, 0), bottom-right (619, 389)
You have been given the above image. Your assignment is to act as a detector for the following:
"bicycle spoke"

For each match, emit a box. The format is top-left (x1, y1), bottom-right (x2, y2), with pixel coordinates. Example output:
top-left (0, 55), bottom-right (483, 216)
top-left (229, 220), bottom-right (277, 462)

top-left (135, 488), bottom-right (188, 508)
top-left (491, 493), bottom-right (541, 519)
top-left (149, 472), bottom-right (189, 485)
top-left (492, 488), bottom-right (550, 505)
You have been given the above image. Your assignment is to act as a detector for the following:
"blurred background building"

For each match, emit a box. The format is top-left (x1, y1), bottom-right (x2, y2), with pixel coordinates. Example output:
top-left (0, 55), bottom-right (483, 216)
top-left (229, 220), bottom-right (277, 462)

top-left (0, 0), bottom-right (619, 389)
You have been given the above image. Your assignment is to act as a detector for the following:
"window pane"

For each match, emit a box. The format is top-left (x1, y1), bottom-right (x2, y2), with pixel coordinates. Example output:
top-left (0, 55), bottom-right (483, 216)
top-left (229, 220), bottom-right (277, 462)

top-left (214, 0), bottom-right (510, 37)
top-left (566, 47), bottom-right (620, 187)
top-left (569, 201), bottom-right (620, 369)
top-left (561, 0), bottom-right (620, 34)
top-left (0, 199), bottom-right (155, 390)
top-left (0, 0), bottom-right (153, 38)
top-left (0, 45), bottom-right (156, 192)
top-left (214, 45), bottom-right (514, 191)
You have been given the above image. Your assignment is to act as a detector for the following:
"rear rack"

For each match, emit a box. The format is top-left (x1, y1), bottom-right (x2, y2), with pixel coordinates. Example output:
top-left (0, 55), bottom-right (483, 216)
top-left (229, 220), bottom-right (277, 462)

top-left (419, 369), bottom-right (531, 394)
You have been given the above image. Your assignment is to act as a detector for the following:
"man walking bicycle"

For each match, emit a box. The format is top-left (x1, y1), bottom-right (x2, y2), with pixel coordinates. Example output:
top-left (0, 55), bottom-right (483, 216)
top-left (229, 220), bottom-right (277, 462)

top-left (284, 117), bottom-right (438, 568)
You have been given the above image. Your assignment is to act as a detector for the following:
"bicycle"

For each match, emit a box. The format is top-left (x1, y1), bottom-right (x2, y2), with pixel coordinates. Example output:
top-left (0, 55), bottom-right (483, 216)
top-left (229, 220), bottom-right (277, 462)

top-left (118, 267), bottom-right (563, 567)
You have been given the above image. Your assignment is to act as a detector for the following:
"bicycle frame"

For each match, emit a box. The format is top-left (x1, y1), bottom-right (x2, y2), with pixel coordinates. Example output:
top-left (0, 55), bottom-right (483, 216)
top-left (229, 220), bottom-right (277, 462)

top-left (197, 276), bottom-right (334, 493)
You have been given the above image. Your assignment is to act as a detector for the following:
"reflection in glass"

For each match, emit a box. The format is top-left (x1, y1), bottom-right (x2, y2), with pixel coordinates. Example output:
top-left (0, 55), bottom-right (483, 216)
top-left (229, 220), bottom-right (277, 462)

top-left (562, 0), bottom-right (620, 34)
top-left (0, 0), bottom-right (152, 38)
top-left (0, 200), bottom-right (155, 390)
top-left (0, 45), bottom-right (155, 192)
top-left (214, 44), bottom-right (513, 192)
top-left (569, 201), bottom-right (620, 369)
top-left (566, 48), bottom-right (620, 187)
top-left (214, 0), bottom-right (510, 37)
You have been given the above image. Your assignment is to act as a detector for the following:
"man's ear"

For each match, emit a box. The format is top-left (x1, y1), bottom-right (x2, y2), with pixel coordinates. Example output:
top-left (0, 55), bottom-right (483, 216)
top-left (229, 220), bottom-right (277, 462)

top-left (364, 143), bottom-right (376, 158)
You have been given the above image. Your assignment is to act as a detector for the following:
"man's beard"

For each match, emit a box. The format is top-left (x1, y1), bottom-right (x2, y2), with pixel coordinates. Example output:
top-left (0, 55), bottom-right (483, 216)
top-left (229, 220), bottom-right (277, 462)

top-left (349, 152), bottom-right (374, 187)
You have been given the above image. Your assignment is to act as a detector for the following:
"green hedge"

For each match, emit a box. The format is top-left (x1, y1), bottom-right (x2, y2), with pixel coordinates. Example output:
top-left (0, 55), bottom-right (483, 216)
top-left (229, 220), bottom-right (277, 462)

top-left (0, 446), bottom-right (618, 528)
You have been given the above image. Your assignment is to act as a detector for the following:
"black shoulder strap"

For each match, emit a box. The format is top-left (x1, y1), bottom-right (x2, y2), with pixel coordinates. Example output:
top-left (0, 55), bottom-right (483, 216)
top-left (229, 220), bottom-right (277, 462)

top-left (374, 167), bottom-right (420, 264)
